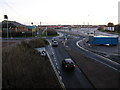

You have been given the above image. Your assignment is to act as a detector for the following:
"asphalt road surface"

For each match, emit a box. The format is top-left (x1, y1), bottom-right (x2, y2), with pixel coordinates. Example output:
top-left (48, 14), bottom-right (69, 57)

top-left (46, 37), bottom-right (94, 89)
top-left (46, 28), bottom-right (120, 89)
top-left (60, 31), bottom-right (120, 72)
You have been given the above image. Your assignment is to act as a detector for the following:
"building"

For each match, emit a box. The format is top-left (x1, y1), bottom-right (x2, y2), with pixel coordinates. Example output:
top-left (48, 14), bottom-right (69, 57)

top-left (2, 20), bottom-right (28, 33)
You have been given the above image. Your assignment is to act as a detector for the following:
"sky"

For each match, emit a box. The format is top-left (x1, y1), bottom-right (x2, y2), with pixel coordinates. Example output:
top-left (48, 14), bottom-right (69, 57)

top-left (0, 0), bottom-right (120, 25)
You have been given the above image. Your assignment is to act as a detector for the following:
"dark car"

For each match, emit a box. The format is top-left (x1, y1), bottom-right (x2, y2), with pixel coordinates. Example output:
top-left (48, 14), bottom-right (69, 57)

top-left (62, 58), bottom-right (76, 70)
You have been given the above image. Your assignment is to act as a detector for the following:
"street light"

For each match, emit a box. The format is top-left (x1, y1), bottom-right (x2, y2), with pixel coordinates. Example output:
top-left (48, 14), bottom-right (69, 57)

top-left (4, 15), bottom-right (8, 40)
top-left (31, 22), bottom-right (33, 38)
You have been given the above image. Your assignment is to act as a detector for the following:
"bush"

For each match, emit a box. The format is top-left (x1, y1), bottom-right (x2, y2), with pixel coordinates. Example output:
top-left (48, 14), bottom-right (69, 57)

top-left (47, 29), bottom-right (58, 36)
top-left (28, 38), bottom-right (49, 48)
top-left (41, 28), bottom-right (58, 36)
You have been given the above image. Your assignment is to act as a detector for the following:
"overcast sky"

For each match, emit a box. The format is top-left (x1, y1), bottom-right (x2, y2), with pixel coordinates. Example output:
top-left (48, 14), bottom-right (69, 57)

top-left (0, 0), bottom-right (119, 25)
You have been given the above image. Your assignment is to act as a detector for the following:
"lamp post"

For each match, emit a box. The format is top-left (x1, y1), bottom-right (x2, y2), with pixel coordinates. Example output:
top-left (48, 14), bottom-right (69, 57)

top-left (4, 15), bottom-right (8, 40)
top-left (46, 27), bottom-right (47, 36)
top-left (4, 15), bottom-right (9, 46)
top-left (31, 22), bottom-right (33, 38)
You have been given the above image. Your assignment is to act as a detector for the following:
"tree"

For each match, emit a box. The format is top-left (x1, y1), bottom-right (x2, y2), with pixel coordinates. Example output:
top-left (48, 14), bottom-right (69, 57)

top-left (107, 22), bottom-right (114, 27)
top-left (115, 24), bottom-right (120, 33)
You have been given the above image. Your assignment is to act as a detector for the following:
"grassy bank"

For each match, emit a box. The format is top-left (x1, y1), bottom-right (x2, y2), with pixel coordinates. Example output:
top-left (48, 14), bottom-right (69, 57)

top-left (2, 38), bottom-right (61, 88)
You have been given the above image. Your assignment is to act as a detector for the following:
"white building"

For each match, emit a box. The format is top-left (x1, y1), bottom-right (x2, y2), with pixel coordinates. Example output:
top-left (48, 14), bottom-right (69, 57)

top-left (106, 27), bottom-right (115, 31)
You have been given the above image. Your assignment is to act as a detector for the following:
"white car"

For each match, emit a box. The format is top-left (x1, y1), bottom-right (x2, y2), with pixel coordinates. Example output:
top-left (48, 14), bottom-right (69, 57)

top-left (35, 48), bottom-right (46, 56)
top-left (40, 50), bottom-right (46, 56)
top-left (52, 41), bottom-right (58, 47)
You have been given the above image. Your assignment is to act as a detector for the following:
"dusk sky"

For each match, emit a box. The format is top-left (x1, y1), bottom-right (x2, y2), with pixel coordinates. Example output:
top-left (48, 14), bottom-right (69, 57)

top-left (0, 0), bottom-right (119, 25)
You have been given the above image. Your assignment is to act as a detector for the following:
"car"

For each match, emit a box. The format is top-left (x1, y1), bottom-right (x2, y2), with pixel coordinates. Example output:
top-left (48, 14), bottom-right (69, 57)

top-left (62, 58), bottom-right (76, 71)
top-left (52, 37), bottom-right (57, 42)
top-left (52, 41), bottom-right (58, 47)
top-left (40, 50), bottom-right (46, 56)
top-left (35, 48), bottom-right (46, 56)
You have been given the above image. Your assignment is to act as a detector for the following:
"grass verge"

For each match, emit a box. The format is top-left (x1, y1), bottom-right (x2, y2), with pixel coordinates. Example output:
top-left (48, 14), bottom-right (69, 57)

top-left (2, 39), bottom-right (61, 88)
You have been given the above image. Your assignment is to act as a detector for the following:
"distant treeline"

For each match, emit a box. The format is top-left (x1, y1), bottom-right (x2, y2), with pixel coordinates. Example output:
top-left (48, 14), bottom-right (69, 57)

top-left (115, 25), bottom-right (120, 33)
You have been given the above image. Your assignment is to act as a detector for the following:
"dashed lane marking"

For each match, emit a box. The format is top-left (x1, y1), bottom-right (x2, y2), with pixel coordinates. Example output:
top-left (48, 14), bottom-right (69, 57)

top-left (57, 66), bottom-right (59, 69)
top-left (54, 57), bottom-right (56, 60)
top-left (56, 63), bottom-right (58, 66)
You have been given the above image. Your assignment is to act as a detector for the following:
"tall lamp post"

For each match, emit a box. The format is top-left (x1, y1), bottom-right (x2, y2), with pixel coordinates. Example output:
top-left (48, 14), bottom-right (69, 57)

top-left (4, 15), bottom-right (8, 40)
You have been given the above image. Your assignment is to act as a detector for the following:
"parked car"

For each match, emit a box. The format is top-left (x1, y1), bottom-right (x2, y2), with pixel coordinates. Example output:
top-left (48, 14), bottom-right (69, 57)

top-left (52, 41), bottom-right (58, 47)
top-left (62, 58), bottom-right (76, 71)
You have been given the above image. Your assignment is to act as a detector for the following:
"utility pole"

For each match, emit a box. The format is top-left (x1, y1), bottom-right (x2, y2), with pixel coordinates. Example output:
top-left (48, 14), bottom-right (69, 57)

top-left (40, 22), bottom-right (41, 25)
top-left (46, 27), bottom-right (47, 36)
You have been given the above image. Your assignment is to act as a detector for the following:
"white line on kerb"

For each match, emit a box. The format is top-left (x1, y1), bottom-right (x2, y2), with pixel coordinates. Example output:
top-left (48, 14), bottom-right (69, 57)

top-left (46, 50), bottom-right (65, 89)
top-left (56, 63), bottom-right (58, 66)
top-left (58, 71), bottom-right (60, 74)
top-left (54, 57), bottom-right (56, 60)
top-left (59, 76), bottom-right (62, 80)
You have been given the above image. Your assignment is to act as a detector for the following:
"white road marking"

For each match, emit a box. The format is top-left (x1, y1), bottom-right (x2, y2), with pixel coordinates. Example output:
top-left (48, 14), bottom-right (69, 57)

top-left (56, 63), bottom-right (58, 66)
top-left (58, 71), bottom-right (60, 74)
top-left (57, 66), bottom-right (59, 69)
top-left (59, 76), bottom-right (62, 80)
top-left (54, 57), bottom-right (56, 60)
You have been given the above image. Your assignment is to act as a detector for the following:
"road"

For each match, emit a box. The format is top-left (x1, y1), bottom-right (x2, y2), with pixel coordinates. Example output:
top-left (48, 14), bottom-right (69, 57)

top-left (45, 28), bottom-right (120, 88)
top-left (46, 37), bottom-right (94, 89)
top-left (59, 29), bottom-right (120, 71)
top-left (66, 37), bottom-right (120, 72)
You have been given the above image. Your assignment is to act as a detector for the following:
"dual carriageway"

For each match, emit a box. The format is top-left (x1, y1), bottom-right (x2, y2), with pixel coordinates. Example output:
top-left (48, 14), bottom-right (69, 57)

top-left (45, 28), bottom-right (120, 89)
